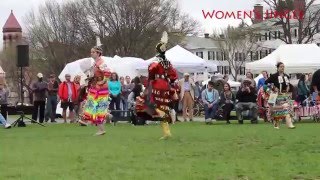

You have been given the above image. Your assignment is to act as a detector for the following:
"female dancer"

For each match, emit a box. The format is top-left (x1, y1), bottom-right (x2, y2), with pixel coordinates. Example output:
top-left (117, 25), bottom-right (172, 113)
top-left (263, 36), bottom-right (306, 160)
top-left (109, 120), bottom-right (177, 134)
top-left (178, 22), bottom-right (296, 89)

top-left (265, 62), bottom-right (295, 129)
top-left (81, 46), bottom-right (111, 135)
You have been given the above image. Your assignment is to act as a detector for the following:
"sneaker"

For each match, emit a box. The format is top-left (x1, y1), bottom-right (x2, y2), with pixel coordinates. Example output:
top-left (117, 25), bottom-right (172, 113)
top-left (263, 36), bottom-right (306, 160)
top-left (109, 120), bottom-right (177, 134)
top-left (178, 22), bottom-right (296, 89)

top-left (274, 126), bottom-right (280, 129)
top-left (5, 123), bottom-right (11, 129)
top-left (288, 126), bottom-right (296, 129)
top-left (94, 131), bottom-right (106, 136)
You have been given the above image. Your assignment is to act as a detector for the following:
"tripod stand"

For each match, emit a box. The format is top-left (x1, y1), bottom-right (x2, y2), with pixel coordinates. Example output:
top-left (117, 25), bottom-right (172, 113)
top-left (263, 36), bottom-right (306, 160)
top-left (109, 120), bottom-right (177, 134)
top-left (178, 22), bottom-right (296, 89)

top-left (12, 111), bottom-right (45, 127)
top-left (11, 66), bottom-right (45, 127)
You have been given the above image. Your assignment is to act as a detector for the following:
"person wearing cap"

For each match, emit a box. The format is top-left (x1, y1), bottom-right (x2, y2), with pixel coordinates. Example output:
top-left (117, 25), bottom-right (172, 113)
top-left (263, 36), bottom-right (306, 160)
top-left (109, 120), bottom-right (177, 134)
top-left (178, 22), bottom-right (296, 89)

top-left (31, 73), bottom-right (48, 123)
top-left (58, 74), bottom-right (78, 123)
top-left (235, 78), bottom-right (258, 124)
top-left (45, 74), bottom-right (59, 123)
top-left (179, 72), bottom-right (196, 121)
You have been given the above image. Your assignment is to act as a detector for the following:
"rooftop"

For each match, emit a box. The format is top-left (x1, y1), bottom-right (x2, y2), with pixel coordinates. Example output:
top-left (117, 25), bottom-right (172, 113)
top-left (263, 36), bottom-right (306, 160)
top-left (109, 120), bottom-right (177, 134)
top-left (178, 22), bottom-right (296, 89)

top-left (2, 10), bottom-right (22, 32)
top-left (182, 36), bottom-right (220, 50)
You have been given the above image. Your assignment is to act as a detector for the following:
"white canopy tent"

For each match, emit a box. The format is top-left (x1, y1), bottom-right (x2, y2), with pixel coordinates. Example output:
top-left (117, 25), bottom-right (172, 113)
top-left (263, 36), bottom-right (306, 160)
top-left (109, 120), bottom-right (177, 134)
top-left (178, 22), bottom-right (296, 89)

top-left (59, 56), bottom-right (145, 85)
top-left (136, 45), bottom-right (217, 75)
top-left (246, 44), bottom-right (320, 74)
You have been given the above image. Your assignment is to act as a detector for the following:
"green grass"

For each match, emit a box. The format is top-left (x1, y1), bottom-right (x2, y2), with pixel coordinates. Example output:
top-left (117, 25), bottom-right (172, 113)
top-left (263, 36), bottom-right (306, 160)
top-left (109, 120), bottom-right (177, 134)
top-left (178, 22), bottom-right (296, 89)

top-left (1, 121), bottom-right (320, 180)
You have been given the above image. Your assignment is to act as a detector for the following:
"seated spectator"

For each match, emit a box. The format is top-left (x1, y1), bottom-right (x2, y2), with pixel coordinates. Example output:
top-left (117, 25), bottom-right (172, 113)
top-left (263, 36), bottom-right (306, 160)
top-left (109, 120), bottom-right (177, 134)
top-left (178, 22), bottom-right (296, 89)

top-left (297, 74), bottom-right (309, 105)
top-left (235, 79), bottom-right (258, 124)
top-left (201, 81), bottom-right (219, 124)
top-left (220, 83), bottom-right (235, 124)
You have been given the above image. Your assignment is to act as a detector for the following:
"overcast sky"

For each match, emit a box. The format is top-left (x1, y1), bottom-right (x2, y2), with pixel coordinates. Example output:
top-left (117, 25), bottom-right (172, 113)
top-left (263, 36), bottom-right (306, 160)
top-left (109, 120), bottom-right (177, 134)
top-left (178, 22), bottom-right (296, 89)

top-left (1, 0), bottom-right (319, 48)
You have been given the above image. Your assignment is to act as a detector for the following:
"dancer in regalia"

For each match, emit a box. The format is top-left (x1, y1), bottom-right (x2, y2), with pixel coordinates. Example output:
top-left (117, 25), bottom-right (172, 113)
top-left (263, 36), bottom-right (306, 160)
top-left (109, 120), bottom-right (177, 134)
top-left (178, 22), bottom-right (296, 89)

top-left (80, 46), bottom-right (111, 135)
top-left (265, 62), bottom-right (295, 129)
top-left (137, 32), bottom-right (178, 139)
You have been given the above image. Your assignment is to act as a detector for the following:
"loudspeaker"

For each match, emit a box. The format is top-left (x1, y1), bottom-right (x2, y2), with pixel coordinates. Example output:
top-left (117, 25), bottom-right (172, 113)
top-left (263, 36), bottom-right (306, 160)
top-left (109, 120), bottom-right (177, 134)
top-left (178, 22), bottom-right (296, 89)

top-left (16, 45), bottom-right (29, 67)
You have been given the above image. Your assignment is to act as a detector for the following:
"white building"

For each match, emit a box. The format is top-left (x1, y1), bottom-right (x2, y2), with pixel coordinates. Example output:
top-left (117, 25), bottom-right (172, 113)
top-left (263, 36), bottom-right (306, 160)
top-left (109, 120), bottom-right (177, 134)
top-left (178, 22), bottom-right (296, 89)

top-left (181, 34), bottom-right (247, 79)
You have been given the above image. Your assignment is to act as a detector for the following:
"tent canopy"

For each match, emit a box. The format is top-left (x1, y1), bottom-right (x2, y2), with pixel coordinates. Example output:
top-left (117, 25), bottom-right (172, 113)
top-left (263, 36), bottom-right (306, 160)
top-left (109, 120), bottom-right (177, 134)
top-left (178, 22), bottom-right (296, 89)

top-left (59, 56), bottom-right (145, 85)
top-left (136, 45), bottom-right (217, 73)
top-left (246, 44), bottom-right (320, 74)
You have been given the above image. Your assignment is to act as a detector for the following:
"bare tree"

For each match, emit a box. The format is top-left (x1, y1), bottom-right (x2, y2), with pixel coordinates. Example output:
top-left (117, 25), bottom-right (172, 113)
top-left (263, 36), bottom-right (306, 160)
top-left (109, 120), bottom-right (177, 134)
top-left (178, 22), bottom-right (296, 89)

top-left (213, 21), bottom-right (259, 80)
top-left (25, 1), bottom-right (96, 76)
top-left (81, 0), bottom-right (199, 59)
top-left (263, 0), bottom-right (320, 44)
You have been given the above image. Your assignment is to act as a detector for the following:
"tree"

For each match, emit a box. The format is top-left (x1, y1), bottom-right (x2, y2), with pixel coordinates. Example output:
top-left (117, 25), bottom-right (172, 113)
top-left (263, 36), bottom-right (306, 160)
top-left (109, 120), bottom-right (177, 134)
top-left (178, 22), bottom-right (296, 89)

top-left (213, 21), bottom-right (259, 81)
top-left (81, 0), bottom-right (199, 58)
top-left (25, 1), bottom-right (97, 76)
top-left (263, 0), bottom-right (320, 44)
top-left (0, 47), bottom-right (39, 104)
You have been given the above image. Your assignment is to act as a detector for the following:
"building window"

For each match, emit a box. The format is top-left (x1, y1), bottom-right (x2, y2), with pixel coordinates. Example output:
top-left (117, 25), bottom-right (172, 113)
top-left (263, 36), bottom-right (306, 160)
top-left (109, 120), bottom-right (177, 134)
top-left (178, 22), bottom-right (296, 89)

top-left (216, 52), bottom-right (222, 60)
top-left (217, 66), bottom-right (223, 74)
top-left (294, 29), bottom-right (297, 37)
top-left (265, 50), bottom-right (268, 56)
top-left (208, 51), bottom-right (215, 60)
top-left (269, 32), bottom-right (271, 40)
top-left (224, 66), bottom-right (230, 74)
top-left (196, 52), bottom-right (203, 59)
top-left (224, 52), bottom-right (228, 60)
top-left (3, 35), bottom-right (5, 41)
top-left (278, 31), bottom-right (280, 39)
top-left (8, 35), bottom-right (12, 41)
top-left (239, 66), bottom-right (246, 75)
top-left (250, 51), bottom-right (253, 61)
top-left (239, 52), bottom-right (242, 61)
top-left (265, 32), bottom-right (267, 40)
top-left (317, 43), bottom-right (320, 47)
top-left (274, 31), bottom-right (277, 39)
top-left (259, 34), bottom-right (262, 41)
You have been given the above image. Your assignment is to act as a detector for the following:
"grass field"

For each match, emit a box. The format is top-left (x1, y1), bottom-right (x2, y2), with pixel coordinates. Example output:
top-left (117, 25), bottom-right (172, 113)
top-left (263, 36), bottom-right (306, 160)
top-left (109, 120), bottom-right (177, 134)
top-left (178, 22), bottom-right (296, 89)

top-left (1, 121), bottom-right (320, 180)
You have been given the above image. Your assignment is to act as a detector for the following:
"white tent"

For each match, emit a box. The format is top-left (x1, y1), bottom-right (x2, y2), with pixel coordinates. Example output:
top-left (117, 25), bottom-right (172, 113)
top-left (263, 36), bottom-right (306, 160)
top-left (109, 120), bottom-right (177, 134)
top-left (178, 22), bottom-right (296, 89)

top-left (59, 56), bottom-right (145, 85)
top-left (136, 45), bottom-right (217, 74)
top-left (246, 44), bottom-right (320, 74)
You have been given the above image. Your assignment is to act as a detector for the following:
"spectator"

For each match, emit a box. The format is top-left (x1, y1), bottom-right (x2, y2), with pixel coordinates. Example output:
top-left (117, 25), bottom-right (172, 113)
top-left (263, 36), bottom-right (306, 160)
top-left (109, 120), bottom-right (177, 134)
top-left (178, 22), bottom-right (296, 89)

top-left (194, 81), bottom-right (201, 101)
top-left (45, 74), bottom-right (59, 123)
top-left (108, 72), bottom-right (121, 117)
top-left (246, 72), bottom-right (256, 88)
top-left (305, 73), bottom-right (312, 90)
top-left (220, 83), bottom-right (235, 124)
top-left (235, 79), bottom-right (258, 124)
top-left (0, 113), bottom-right (11, 129)
top-left (265, 62), bottom-right (291, 93)
top-left (297, 74), bottom-right (309, 104)
top-left (58, 74), bottom-right (78, 123)
top-left (121, 76), bottom-right (134, 117)
top-left (223, 75), bottom-right (229, 83)
top-left (0, 82), bottom-right (9, 120)
top-left (179, 73), bottom-right (196, 121)
top-left (31, 73), bottom-right (48, 123)
top-left (201, 81), bottom-right (219, 124)
top-left (257, 71), bottom-right (268, 90)
top-left (73, 75), bottom-right (81, 121)
top-left (128, 77), bottom-right (144, 125)
top-left (311, 69), bottom-right (320, 93)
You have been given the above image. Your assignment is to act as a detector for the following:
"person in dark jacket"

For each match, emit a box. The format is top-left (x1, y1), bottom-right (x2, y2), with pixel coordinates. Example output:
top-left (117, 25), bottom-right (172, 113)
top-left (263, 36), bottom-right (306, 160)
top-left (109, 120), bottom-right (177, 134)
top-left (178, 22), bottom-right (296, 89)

top-left (31, 73), bottom-right (48, 123)
top-left (235, 78), bottom-right (258, 124)
top-left (220, 83), bottom-right (235, 124)
top-left (297, 74), bottom-right (309, 104)
top-left (265, 62), bottom-right (291, 93)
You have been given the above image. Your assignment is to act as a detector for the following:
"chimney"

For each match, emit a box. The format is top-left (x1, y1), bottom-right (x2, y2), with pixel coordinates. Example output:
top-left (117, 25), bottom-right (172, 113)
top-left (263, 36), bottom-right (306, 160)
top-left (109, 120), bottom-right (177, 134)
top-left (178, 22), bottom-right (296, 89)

top-left (293, 0), bottom-right (306, 20)
top-left (253, 4), bottom-right (263, 24)
top-left (204, 33), bottom-right (209, 38)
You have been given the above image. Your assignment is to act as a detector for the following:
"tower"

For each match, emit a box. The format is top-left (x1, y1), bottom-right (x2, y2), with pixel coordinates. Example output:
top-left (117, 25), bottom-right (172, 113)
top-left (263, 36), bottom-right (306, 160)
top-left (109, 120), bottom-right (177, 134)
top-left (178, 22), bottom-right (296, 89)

top-left (2, 10), bottom-right (22, 50)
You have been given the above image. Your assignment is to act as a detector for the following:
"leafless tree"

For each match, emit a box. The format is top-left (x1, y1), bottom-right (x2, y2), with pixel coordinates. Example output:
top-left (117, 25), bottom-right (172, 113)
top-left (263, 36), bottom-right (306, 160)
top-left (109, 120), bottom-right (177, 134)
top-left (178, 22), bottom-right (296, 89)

top-left (213, 21), bottom-right (259, 80)
top-left (262, 0), bottom-right (320, 44)
top-left (81, 0), bottom-right (199, 59)
top-left (25, 1), bottom-right (96, 75)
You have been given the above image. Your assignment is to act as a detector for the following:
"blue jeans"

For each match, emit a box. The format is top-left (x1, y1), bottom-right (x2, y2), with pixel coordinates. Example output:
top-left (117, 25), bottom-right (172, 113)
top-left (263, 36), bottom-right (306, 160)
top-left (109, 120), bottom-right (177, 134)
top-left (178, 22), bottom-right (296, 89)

top-left (45, 95), bottom-right (58, 121)
top-left (0, 113), bottom-right (7, 126)
top-left (204, 103), bottom-right (218, 119)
